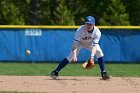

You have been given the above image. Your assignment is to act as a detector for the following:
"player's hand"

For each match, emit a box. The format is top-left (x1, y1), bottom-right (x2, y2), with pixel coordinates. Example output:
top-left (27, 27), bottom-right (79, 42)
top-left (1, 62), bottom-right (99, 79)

top-left (71, 49), bottom-right (77, 62)
top-left (71, 54), bottom-right (77, 62)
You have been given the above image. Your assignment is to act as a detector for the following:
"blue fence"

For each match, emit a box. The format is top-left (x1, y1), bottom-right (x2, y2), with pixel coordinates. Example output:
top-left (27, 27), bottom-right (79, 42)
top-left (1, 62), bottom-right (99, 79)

top-left (0, 27), bottom-right (140, 62)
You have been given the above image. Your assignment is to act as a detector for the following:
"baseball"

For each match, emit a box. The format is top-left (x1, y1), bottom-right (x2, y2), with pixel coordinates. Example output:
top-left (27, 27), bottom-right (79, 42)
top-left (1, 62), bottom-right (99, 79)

top-left (26, 50), bottom-right (31, 55)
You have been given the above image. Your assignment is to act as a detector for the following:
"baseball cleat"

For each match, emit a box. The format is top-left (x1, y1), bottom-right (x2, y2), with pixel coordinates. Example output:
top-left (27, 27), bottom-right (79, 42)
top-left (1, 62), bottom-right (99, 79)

top-left (50, 70), bottom-right (59, 80)
top-left (101, 71), bottom-right (111, 80)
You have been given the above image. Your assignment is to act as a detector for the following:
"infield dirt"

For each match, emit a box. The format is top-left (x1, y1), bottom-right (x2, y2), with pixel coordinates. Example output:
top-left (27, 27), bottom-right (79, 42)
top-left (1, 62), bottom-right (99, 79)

top-left (0, 76), bottom-right (139, 93)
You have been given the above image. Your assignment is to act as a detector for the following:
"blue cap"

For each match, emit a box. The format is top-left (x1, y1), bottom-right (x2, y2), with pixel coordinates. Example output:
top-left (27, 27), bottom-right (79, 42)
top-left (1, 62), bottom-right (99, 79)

top-left (84, 16), bottom-right (95, 24)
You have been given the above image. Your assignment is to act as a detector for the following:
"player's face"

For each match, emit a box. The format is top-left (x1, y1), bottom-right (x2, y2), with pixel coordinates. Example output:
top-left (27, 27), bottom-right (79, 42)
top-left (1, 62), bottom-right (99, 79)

top-left (85, 24), bottom-right (95, 31)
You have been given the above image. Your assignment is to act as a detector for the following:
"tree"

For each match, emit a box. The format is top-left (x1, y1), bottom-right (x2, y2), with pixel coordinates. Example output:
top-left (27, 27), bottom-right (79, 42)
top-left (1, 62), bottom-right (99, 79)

top-left (0, 0), bottom-right (25, 25)
top-left (99, 0), bottom-right (130, 25)
top-left (66, 0), bottom-right (89, 25)
top-left (38, 0), bottom-right (50, 25)
top-left (52, 0), bottom-right (75, 25)
top-left (27, 0), bottom-right (41, 25)
top-left (123, 0), bottom-right (140, 25)
top-left (0, 0), bottom-right (140, 25)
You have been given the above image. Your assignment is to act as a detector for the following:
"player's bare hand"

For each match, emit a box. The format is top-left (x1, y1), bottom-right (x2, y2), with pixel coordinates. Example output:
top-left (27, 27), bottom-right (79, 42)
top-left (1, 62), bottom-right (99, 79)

top-left (71, 55), bottom-right (77, 62)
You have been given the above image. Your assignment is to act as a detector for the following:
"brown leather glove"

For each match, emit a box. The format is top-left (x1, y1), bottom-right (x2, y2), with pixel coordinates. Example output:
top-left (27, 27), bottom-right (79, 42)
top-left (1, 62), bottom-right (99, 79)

top-left (82, 58), bottom-right (94, 69)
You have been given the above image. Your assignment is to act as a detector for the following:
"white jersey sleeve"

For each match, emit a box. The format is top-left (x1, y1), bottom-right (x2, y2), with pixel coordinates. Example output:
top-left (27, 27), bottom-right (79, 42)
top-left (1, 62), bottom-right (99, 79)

top-left (93, 27), bottom-right (101, 44)
top-left (73, 25), bottom-right (84, 42)
top-left (71, 26), bottom-right (84, 51)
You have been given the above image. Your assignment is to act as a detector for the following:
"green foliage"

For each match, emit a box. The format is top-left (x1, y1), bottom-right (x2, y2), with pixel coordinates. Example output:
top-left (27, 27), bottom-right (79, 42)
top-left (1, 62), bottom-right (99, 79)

top-left (0, 0), bottom-right (139, 25)
top-left (66, 0), bottom-right (88, 25)
top-left (0, 0), bottom-right (25, 25)
top-left (52, 0), bottom-right (75, 25)
top-left (99, 0), bottom-right (130, 25)
top-left (39, 0), bottom-right (51, 25)
top-left (127, 0), bottom-right (140, 25)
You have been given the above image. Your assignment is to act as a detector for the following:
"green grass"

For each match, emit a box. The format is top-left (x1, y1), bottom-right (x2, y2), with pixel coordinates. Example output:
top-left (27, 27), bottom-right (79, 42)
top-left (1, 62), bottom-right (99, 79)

top-left (0, 63), bottom-right (139, 77)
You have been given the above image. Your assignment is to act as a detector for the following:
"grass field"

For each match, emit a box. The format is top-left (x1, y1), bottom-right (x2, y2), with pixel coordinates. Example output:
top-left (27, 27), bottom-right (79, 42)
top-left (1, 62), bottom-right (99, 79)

top-left (0, 62), bottom-right (139, 77)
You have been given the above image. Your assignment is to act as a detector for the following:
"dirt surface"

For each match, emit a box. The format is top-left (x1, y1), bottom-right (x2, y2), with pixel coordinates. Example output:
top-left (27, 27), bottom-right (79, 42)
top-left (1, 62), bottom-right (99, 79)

top-left (0, 76), bottom-right (140, 93)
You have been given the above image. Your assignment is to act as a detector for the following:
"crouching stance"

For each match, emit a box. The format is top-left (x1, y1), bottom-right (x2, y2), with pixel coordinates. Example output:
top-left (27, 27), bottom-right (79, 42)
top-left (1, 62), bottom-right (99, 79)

top-left (51, 16), bottom-right (111, 80)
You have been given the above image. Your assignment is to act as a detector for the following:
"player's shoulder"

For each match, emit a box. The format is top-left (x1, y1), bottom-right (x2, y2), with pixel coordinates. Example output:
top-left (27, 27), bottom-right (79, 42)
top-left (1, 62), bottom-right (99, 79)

top-left (76, 25), bottom-right (85, 32)
top-left (94, 26), bottom-right (100, 31)
top-left (94, 26), bottom-right (101, 32)
top-left (78, 25), bottom-right (85, 30)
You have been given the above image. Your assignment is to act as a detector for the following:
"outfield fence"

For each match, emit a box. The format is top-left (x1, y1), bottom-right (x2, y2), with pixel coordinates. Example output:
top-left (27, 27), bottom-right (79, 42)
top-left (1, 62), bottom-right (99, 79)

top-left (0, 25), bottom-right (140, 63)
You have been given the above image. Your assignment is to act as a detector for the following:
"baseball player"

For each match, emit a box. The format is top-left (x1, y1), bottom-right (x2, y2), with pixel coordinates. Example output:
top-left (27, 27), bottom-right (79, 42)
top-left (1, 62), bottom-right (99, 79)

top-left (51, 16), bottom-right (110, 80)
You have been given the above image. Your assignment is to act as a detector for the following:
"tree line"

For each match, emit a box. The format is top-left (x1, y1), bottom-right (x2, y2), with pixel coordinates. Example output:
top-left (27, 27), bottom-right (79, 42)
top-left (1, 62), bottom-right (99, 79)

top-left (0, 0), bottom-right (139, 25)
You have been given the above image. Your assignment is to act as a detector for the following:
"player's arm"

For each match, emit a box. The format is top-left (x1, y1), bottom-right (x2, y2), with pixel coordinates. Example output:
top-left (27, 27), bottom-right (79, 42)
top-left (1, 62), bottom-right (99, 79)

top-left (72, 37), bottom-right (80, 53)
top-left (90, 44), bottom-right (97, 59)
top-left (91, 30), bottom-right (101, 59)
top-left (71, 39), bottom-right (79, 62)
top-left (71, 34), bottom-right (80, 62)
top-left (71, 27), bottom-right (82, 62)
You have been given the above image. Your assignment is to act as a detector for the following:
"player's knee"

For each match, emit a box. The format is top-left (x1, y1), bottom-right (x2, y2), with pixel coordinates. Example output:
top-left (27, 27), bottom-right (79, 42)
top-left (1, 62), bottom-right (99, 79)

top-left (96, 52), bottom-right (104, 58)
top-left (66, 56), bottom-right (71, 62)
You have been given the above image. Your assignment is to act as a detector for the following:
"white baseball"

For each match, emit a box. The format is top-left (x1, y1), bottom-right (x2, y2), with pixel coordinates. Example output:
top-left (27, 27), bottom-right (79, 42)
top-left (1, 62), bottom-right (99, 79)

top-left (26, 50), bottom-right (31, 55)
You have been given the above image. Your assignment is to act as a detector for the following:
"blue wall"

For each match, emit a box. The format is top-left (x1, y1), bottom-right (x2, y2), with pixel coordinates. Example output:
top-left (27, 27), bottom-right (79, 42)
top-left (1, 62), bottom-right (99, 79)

top-left (0, 28), bottom-right (140, 62)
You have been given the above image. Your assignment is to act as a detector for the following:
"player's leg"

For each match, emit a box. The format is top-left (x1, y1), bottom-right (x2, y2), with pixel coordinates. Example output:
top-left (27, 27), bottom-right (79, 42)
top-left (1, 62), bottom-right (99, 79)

top-left (87, 45), bottom-right (105, 72)
top-left (87, 45), bottom-right (110, 80)
top-left (50, 58), bottom-right (69, 79)
top-left (50, 47), bottom-right (81, 79)
top-left (95, 45), bottom-right (110, 80)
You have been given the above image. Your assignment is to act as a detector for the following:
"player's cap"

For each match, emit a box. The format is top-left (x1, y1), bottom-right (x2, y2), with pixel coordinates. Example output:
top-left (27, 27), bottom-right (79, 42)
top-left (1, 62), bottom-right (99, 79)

top-left (84, 16), bottom-right (95, 24)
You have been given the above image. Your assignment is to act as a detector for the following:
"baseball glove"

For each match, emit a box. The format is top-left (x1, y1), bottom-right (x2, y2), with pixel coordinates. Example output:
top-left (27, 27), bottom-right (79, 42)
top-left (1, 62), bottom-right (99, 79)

top-left (82, 58), bottom-right (94, 69)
